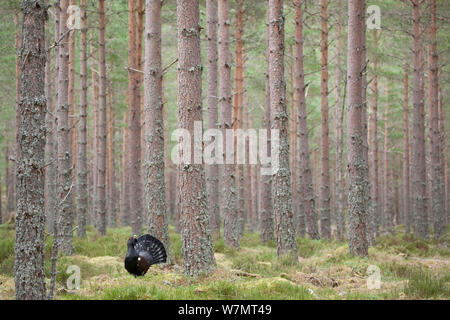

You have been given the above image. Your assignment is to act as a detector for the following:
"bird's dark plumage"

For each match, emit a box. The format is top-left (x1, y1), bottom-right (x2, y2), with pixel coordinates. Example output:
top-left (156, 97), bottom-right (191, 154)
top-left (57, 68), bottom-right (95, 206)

top-left (124, 234), bottom-right (167, 277)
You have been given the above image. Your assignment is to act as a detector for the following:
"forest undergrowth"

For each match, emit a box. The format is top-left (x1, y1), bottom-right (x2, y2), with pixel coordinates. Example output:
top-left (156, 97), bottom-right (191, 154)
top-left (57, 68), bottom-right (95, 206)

top-left (0, 220), bottom-right (448, 300)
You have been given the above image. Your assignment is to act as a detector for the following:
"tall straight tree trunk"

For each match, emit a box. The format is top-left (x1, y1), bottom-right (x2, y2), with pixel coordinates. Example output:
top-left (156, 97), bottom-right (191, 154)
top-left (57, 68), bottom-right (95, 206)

top-left (369, 29), bottom-right (379, 238)
top-left (68, 0), bottom-right (77, 188)
top-left (289, 45), bottom-right (301, 236)
top-left (244, 73), bottom-right (255, 232)
top-left (383, 82), bottom-right (392, 233)
top-left (403, 55), bottom-right (411, 234)
top-left (144, 0), bottom-right (171, 261)
top-left (107, 84), bottom-right (116, 227)
top-left (219, 0), bottom-right (239, 248)
top-left (96, 0), bottom-right (107, 235)
top-left (260, 1), bottom-right (274, 243)
top-left (361, 0), bottom-right (371, 244)
top-left (14, 0), bottom-right (48, 300)
top-left (347, 0), bottom-right (369, 257)
top-left (12, 10), bottom-right (21, 216)
top-left (128, 0), bottom-right (143, 236)
top-left (427, 0), bottom-right (445, 239)
top-left (233, 0), bottom-right (245, 237)
top-left (177, 0), bottom-right (216, 276)
top-left (120, 112), bottom-right (130, 226)
top-left (294, 0), bottom-right (318, 240)
top-left (334, 0), bottom-right (346, 242)
top-left (411, 0), bottom-right (427, 238)
top-left (205, 0), bottom-right (220, 238)
top-left (268, 0), bottom-right (298, 259)
top-left (438, 89), bottom-right (448, 221)
top-left (44, 19), bottom-right (57, 233)
top-left (57, 0), bottom-right (74, 254)
top-left (319, 0), bottom-right (331, 239)
top-left (77, 0), bottom-right (88, 237)
top-left (90, 41), bottom-right (99, 227)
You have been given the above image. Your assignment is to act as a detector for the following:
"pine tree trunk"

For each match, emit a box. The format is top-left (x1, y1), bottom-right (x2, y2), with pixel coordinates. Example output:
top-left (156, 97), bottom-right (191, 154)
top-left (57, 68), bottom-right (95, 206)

top-left (268, 0), bottom-right (298, 259)
top-left (403, 55), bottom-right (411, 234)
top-left (319, 0), bottom-right (330, 239)
top-left (427, 0), bottom-right (445, 239)
top-left (107, 84), bottom-right (116, 228)
top-left (205, 0), bottom-right (220, 238)
top-left (411, 0), bottom-right (427, 238)
top-left (368, 29), bottom-right (379, 238)
top-left (289, 45), bottom-right (301, 236)
top-left (438, 89), bottom-right (448, 223)
top-left (68, 0), bottom-right (76, 192)
top-left (219, 0), bottom-right (239, 248)
top-left (14, 0), bottom-right (48, 299)
top-left (347, 0), bottom-right (369, 257)
top-left (120, 112), bottom-right (130, 226)
top-left (260, 1), bottom-right (274, 243)
top-left (44, 17), bottom-right (57, 234)
top-left (90, 40), bottom-right (99, 228)
top-left (144, 0), bottom-right (171, 261)
top-left (383, 82), bottom-right (393, 233)
top-left (177, 0), bottom-right (216, 276)
top-left (128, 0), bottom-right (143, 236)
top-left (96, 0), bottom-right (107, 235)
top-left (361, 1), bottom-right (371, 244)
top-left (233, 0), bottom-right (245, 238)
top-left (77, 0), bottom-right (88, 237)
top-left (334, 0), bottom-right (346, 242)
top-left (12, 9), bottom-right (21, 216)
top-left (244, 73), bottom-right (255, 233)
top-left (57, 0), bottom-right (74, 255)
top-left (294, 0), bottom-right (318, 240)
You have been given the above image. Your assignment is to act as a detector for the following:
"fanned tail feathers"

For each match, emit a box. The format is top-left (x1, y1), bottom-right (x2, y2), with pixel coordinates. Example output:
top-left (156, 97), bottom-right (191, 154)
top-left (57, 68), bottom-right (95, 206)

top-left (135, 234), bottom-right (167, 265)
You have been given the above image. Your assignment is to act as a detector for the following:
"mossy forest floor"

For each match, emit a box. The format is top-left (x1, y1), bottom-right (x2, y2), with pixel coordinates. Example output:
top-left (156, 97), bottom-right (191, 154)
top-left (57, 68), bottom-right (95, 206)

top-left (0, 221), bottom-right (449, 300)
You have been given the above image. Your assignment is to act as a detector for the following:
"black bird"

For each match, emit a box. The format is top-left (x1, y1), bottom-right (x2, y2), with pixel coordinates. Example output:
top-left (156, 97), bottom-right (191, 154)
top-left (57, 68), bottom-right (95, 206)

top-left (124, 234), bottom-right (167, 277)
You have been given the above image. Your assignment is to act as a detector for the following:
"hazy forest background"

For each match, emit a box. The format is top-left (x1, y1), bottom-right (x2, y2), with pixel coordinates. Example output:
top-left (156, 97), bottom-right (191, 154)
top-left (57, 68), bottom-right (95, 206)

top-left (0, 0), bottom-right (449, 300)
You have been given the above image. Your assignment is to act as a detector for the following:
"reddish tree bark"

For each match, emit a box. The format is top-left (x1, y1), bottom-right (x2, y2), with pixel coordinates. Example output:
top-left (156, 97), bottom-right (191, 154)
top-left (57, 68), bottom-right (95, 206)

top-left (427, 0), bottom-right (445, 238)
top-left (411, 0), bottom-right (427, 238)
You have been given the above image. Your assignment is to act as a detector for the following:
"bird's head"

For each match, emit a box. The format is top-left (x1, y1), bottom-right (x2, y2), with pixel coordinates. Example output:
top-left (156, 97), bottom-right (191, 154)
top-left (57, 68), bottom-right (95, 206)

top-left (127, 235), bottom-right (138, 247)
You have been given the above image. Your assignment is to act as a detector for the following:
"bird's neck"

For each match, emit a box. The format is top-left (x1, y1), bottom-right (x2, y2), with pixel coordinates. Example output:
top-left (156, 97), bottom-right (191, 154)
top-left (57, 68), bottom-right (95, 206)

top-left (126, 245), bottom-right (138, 258)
